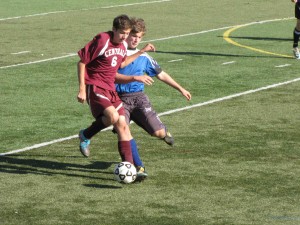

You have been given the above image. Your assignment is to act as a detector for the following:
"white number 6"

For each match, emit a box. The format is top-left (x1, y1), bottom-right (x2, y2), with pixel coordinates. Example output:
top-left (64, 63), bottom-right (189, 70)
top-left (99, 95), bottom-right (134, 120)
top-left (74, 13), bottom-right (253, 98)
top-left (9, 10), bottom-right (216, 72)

top-left (111, 56), bottom-right (117, 67)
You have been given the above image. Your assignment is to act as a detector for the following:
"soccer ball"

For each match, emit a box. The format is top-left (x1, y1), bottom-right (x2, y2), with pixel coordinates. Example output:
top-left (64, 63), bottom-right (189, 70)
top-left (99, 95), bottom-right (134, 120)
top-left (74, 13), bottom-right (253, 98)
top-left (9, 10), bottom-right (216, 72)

top-left (114, 161), bottom-right (137, 184)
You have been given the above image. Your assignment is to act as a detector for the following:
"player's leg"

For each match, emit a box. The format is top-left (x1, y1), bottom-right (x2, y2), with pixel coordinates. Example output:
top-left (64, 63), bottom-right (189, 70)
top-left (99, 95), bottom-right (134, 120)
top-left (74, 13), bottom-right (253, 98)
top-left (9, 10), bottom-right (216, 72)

top-left (119, 94), bottom-right (146, 167)
top-left (117, 94), bottom-right (148, 181)
top-left (138, 119), bottom-right (174, 146)
top-left (79, 106), bottom-right (119, 157)
top-left (153, 128), bottom-right (174, 146)
top-left (293, 4), bottom-right (300, 59)
top-left (115, 93), bottom-right (148, 181)
top-left (111, 93), bottom-right (136, 165)
top-left (292, 21), bottom-right (300, 59)
top-left (114, 115), bottom-right (133, 164)
top-left (131, 93), bottom-right (174, 146)
top-left (113, 122), bottom-right (148, 181)
top-left (79, 85), bottom-right (119, 157)
top-left (129, 138), bottom-right (144, 169)
top-left (130, 139), bottom-right (146, 170)
top-left (115, 120), bottom-right (148, 181)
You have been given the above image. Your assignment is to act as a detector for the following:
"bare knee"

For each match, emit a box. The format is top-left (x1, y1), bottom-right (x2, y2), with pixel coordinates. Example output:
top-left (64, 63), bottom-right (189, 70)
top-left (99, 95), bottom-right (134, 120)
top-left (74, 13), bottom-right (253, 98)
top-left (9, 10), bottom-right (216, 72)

top-left (112, 111), bottom-right (120, 124)
top-left (104, 111), bottom-right (119, 126)
top-left (152, 128), bottom-right (166, 139)
top-left (114, 116), bottom-right (132, 141)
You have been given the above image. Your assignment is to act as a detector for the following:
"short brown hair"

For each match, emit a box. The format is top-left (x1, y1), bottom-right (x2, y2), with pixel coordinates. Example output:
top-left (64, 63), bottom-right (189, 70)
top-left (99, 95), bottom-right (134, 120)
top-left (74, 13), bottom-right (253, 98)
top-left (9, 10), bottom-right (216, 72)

top-left (130, 17), bottom-right (146, 35)
top-left (113, 14), bottom-right (133, 30)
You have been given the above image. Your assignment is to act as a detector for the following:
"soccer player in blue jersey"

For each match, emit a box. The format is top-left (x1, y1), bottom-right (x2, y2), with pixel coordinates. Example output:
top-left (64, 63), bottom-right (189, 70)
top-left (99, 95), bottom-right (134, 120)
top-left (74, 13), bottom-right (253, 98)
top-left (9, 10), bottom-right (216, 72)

top-left (115, 17), bottom-right (192, 178)
top-left (292, 0), bottom-right (300, 59)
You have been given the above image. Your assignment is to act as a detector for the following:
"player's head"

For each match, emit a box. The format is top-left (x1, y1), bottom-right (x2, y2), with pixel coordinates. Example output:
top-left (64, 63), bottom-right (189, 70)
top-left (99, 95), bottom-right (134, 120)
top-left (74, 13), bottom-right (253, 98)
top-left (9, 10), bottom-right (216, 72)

top-left (112, 14), bottom-right (133, 30)
top-left (112, 14), bottom-right (133, 44)
top-left (126, 17), bottom-right (146, 49)
top-left (130, 17), bottom-right (146, 35)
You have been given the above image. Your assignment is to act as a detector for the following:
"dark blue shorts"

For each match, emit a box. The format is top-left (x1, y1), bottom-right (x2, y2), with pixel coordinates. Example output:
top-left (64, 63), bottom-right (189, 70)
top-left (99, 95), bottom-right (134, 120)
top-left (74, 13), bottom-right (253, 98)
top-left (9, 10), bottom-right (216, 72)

top-left (295, 3), bottom-right (300, 19)
top-left (118, 92), bottom-right (165, 135)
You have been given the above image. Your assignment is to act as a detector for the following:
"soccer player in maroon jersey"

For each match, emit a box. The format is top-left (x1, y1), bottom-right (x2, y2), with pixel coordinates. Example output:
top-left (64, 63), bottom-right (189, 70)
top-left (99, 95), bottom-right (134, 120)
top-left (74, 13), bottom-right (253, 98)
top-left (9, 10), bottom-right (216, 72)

top-left (292, 0), bottom-right (300, 59)
top-left (77, 14), bottom-right (155, 165)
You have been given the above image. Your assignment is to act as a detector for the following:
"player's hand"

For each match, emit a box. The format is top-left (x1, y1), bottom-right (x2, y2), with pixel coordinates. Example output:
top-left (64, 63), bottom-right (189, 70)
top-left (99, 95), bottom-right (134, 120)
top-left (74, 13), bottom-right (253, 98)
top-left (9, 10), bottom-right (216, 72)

top-left (134, 75), bottom-right (154, 85)
top-left (292, 0), bottom-right (297, 3)
top-left (181, 89), bottom-right (192, 101)
top-left (141, 43), bottom-right (155, 53)
top-left (77, 90), bottom-right (86, 103)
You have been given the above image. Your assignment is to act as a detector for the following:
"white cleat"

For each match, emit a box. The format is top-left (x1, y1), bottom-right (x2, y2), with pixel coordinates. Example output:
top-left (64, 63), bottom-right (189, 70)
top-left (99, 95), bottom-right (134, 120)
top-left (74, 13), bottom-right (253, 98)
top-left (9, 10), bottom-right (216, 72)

top-left (293, 48), bottom-right (300, 59)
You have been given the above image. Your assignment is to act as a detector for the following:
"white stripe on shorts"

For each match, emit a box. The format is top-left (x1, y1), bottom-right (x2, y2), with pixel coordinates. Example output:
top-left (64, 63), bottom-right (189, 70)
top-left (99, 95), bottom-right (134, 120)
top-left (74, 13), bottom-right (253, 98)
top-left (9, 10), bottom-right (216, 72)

top-left (95, 93), bottom-right (110, 101)
top-left (115, 102), bottom-right (123, 112)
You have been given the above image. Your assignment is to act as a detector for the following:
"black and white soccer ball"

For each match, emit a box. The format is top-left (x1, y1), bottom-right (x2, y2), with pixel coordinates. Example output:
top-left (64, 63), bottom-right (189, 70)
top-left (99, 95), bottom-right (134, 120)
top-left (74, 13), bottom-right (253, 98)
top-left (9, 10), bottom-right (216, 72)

top-left (114, 161), bottom-right (137, 184)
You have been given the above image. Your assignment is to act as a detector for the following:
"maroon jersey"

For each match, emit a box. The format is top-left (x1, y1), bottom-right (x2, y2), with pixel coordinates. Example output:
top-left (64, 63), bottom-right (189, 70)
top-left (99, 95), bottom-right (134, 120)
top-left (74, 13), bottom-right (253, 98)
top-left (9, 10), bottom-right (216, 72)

top-left (78, 31), bottom-right (128, 91)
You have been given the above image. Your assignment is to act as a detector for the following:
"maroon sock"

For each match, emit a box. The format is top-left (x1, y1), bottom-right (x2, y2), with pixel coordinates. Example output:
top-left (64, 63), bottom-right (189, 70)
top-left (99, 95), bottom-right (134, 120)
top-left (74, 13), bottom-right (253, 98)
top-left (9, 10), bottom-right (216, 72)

top-left (118, 141), bottom-right (133, 164)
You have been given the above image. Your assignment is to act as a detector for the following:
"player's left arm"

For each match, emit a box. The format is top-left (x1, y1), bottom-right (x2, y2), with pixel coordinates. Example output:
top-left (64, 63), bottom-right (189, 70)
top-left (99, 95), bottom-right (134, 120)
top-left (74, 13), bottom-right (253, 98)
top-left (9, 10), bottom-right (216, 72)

top-left (120, 43), bottom-right (156, 68)
top-left (156, 71), bottom-right (192, 101)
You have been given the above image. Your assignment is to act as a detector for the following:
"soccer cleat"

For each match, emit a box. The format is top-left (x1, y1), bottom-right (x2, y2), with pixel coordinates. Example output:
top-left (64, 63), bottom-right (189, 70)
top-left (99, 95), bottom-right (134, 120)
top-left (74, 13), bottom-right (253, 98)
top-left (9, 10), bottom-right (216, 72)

top-left (79, 129), bottom-right (90, 157)
top-left (135, 166), bottom-right (148, 182)
top-left (293, 47), bottom-right (300, 59)
top-left (163, 131), bottom-right (174, 146)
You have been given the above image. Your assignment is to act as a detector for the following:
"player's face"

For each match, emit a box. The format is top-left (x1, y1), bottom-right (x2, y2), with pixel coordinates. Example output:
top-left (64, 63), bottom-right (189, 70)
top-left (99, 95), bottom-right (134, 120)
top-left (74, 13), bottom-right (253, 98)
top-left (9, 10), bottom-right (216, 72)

top-left (126, 32), bottom-right (144, 49)
top-left (112, 28), bottom-right (131, 44)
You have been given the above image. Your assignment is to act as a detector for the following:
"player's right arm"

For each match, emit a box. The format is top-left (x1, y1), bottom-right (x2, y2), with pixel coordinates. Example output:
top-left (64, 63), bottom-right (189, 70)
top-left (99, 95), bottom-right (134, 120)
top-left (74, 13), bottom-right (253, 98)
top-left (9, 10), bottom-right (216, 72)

top-left (77, 61), bottom-right (86, 103)
top-left (115, 73), bottom-right (154, 85)
top-left (77, 33), bottom-right (107, 104)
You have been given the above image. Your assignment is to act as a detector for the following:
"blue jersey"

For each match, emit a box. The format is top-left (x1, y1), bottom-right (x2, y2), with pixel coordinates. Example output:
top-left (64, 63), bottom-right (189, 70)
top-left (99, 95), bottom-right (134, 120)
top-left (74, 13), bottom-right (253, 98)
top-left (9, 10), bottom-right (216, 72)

top-left (116, 49), bottom-right (162, 93)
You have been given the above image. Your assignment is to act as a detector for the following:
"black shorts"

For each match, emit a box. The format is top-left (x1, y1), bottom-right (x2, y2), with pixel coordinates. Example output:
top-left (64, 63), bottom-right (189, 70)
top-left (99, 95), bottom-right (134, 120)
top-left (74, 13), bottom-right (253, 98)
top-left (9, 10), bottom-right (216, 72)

top-left (295, 3), bottom-right (300, 19)
top-left (118, 92), bottom-right (165, 135)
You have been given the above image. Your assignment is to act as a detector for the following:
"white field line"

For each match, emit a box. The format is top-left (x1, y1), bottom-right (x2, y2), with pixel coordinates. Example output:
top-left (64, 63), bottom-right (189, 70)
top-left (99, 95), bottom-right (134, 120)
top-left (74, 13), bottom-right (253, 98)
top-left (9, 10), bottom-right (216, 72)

top-left (0, 26), bottom-right (234, 69)
top-left (0, 17), bottom-right (294, 70)
top-left (1, 77), bottom-right (299, 156)
top-left (11, 51), bottom-right (31, 55)
top-left (275, 64), bottom-right (291, 68)
top-left (0, 0), bottom-right (171, 21)
top-left (159, 77), bottom-right (300, 116)
top-left (0, 54), bottom-right (77, 69)
top-left (222, 61), bottom-right (236, 65)
top-left (168, 59), bottom-right (183, 63)
top-left (99, 0), bottom-right (171, 9)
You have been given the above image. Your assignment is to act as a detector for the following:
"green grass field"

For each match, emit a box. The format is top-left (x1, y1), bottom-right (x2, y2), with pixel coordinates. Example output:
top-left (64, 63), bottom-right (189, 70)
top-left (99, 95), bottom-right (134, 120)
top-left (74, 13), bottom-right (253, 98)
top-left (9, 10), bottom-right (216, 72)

top-left (1, 0), bottom-right (300, 224)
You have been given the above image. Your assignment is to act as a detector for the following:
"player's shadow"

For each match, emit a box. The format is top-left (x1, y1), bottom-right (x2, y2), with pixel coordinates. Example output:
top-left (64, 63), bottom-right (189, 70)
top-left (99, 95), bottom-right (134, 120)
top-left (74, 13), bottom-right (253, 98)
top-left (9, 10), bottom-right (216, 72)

top-left (225, 36), bottom-right (291, 42)
top-left (155, 50), bottom-right (287, 59)
top-left (83, 184), bottom-right (122, 189)
top-left (0, 155), bottom-right (116, 181)
top-left (157, 35), bottom-right (291, 59)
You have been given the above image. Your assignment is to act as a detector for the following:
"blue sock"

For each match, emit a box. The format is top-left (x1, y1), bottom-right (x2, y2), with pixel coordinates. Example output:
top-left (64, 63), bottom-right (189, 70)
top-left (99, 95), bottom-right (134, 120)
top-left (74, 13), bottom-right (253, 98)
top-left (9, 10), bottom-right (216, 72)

top-left (130, 139), bottom-right (144, 168)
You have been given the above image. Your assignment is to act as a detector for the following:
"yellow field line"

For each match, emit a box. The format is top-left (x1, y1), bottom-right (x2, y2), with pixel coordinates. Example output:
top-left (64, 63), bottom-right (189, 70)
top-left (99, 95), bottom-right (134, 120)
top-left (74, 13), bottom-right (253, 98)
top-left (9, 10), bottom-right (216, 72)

top-left (223, 25), bottom-right (293, 58)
